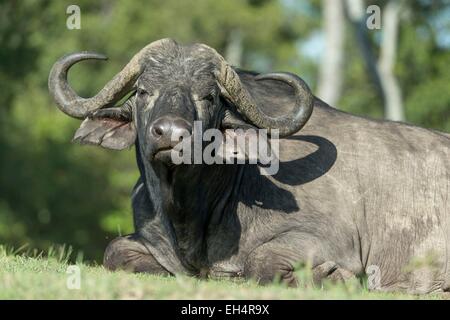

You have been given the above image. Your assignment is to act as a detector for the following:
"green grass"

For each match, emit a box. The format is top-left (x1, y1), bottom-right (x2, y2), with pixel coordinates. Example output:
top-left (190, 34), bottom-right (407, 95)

top-left (0, 246), bottom-right (445, 300)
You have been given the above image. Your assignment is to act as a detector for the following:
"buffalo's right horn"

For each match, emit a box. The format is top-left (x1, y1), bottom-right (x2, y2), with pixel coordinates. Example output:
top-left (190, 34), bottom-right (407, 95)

top-left (198, 44), bottom-right (314, 138)
top-left (48, 39), bottom-right (172, 119)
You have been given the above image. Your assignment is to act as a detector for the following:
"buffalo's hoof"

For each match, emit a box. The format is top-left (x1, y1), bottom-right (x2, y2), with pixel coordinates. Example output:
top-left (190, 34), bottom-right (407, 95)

top-left (313, 261), bottom-right (358, 286)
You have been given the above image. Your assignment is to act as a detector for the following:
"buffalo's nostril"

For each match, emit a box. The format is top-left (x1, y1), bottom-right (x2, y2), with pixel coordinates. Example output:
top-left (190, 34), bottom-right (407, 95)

top-left (151, 125), bottom-right (164, 137)
top-left (149, 116), bottom-right (192, 158)
top-left (172, 119), bottom-right (192, 137)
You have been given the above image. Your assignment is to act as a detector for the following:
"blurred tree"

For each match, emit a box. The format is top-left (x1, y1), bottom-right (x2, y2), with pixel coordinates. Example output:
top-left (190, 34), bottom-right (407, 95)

top-left (317, 0), bottom-right (345, 107)
top-left (335, 0), bottom-right (449, 131)
top-left (225, 30), bottom-right (244, 66)
top-left (378, 0), bottom-right (405, 121)
top-left (345, 0), bottom-right (405, 121)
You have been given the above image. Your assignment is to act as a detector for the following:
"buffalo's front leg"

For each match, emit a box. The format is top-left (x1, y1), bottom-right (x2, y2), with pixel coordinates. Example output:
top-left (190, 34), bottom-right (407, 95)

top-left (104, 234), bottom-right (171, 275)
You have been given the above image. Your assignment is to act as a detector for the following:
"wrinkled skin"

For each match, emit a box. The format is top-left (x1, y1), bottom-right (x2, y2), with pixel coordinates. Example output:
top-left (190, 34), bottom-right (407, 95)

top-left (50, 39), bottom-right (450, 294)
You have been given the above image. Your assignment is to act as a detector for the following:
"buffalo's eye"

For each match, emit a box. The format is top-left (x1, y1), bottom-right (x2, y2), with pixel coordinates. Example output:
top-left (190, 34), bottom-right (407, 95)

top-left (135, 88), bottom-right (151, 110)
top-left (202, 93), bottom-right (215, 103)
top-left (137, 88), bottom-right (149, 97)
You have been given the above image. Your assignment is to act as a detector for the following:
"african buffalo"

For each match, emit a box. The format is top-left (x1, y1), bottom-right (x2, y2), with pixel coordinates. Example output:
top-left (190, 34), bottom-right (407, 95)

top-left (49, 38), bottom-right (450, 294)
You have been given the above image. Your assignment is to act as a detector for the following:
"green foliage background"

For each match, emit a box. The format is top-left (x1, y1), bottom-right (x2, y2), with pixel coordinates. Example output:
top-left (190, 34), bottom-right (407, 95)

top-left (0, 0), bottom-right (449, 262)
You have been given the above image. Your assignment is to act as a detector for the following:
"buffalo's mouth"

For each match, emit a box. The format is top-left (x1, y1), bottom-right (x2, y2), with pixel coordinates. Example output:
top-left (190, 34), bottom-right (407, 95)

top-left (150, 147), bottom-right (187, 171)
top-left (153, 148), bottom-right (174, 163)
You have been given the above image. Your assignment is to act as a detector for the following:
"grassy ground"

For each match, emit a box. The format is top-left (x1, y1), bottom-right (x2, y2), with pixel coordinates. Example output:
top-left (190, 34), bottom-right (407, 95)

top-left (0, 246), bottom-right (445, 300)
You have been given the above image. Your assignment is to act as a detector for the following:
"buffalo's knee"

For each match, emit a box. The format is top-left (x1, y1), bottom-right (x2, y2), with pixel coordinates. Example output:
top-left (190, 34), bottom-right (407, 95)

top-left (104, 234), bottom-right (170, 275)
top-left (244, 245), bottom-right (299, 287)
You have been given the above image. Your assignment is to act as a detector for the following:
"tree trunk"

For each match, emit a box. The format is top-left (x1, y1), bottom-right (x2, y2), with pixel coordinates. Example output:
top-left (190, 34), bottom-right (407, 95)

top-left (345, 0), bottom-right (405, 121)
top-left (317, 0), bottom-right (345, 107)
top-left (225, 30), bottom-right (243, 67)
top-left (378, 0), bottom-right (405, 121)
top-left (345, 0), bottom-right (384, 97)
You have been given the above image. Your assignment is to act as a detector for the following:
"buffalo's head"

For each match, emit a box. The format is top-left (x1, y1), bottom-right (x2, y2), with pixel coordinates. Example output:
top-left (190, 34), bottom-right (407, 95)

top-left (49, 38), bottom-right (313, 167)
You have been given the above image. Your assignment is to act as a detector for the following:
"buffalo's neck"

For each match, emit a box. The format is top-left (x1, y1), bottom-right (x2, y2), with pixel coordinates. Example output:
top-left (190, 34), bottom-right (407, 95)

top-left (150, 161), bottom-right (243, 270)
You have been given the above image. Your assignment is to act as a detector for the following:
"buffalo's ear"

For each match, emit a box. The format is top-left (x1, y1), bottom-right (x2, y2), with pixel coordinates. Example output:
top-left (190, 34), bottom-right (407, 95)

top-left (73, 107), bottom-right (136, 150)
top-left (222, 68), bottom-right (300, 123)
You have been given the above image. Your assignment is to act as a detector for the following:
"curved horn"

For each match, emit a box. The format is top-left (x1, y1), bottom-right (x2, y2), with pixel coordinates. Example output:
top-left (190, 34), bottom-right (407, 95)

top-left (48, 39), bottom-right (171, 119)
top-left (200, 45), bottom-right (314, 137)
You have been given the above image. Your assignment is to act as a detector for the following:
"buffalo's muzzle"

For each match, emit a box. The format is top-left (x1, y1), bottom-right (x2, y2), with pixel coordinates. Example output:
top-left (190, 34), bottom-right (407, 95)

top-left (148, 116), bottom-right (192, 162)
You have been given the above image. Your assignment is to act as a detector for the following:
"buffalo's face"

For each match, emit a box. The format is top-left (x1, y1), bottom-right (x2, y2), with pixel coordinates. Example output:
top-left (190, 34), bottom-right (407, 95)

top-left (49, 38), bottom-right (314, 168)
top-left (133, 57), bottom-right (221, 165)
